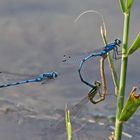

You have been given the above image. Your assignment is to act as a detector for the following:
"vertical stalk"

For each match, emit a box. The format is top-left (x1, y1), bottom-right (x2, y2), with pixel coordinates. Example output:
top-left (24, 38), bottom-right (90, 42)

top-left (115, 12), bottom-right (130, 140)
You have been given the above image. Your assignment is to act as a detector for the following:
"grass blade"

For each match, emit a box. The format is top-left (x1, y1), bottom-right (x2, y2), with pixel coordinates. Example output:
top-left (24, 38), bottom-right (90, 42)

top-left (125, 0), bottom-right (134, 11)
top-left (127, 33), bottom-right (140, 55)
top-left (119, 0), bottom-right (126, 13)
top-left (65, 105), bottom-right (72, 140)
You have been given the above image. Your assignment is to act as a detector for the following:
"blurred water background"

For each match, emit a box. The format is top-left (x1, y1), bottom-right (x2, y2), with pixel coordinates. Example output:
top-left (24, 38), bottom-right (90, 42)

top-left (0, 0), bottom-right (139, 139)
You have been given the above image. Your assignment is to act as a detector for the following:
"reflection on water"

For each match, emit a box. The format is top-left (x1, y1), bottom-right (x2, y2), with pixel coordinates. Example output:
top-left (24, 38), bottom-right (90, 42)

top-left (0, 0), bottom-right (139, 139)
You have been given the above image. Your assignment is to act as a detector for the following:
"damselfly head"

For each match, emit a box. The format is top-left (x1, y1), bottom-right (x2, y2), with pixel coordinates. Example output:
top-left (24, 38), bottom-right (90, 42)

top-left (115, 39), bottom-right (121, 46)
top-left (94, 81), bottom-right (101, 87)
top-left (52, 72), bottom-right (58, 79)
top-left (41, 72), bottom-right (58, 79)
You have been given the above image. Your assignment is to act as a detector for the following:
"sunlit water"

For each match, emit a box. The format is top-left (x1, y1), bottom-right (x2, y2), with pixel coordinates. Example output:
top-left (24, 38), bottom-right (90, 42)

top-left (0, 0), bottom-right (139, 139)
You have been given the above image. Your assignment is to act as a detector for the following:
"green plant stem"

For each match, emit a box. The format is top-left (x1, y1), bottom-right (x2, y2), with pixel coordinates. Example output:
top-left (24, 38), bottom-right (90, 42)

top-left (115, 12), bottom-right (130, 140)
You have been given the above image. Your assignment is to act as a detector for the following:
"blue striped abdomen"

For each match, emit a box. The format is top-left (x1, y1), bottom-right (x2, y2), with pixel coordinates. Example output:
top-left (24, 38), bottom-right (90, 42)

top-left (0, 78), bottom-right (42, 88)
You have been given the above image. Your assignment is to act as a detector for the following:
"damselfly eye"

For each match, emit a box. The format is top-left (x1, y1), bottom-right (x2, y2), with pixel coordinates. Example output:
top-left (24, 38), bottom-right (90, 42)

top-left (115, 39), bottom-right (121, 45)
top-left (42, 74), bottom-right (47, 77)
top-left (53, 72), bottom-right (58, 79)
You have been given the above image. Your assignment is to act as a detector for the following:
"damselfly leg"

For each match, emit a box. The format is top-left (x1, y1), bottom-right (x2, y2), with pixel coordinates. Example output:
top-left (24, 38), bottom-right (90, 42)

top-left (112, 47), bottom-right (122, 60)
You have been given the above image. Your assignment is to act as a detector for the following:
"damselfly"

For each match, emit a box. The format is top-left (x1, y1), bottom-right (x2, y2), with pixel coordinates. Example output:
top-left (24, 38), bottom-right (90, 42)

top-left (78, 39), bottom-right (121, 88)
top-left (0, 71), bottom-right (58, 88)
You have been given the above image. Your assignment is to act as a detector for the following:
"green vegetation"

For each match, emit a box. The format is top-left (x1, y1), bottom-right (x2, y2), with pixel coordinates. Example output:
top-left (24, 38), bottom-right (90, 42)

top-left (65, 105), bottom-right (72, 140)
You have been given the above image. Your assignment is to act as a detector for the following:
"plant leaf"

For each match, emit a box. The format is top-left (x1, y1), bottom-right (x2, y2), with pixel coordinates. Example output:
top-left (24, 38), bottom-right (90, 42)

top-left (119, 0), bottom-right (126, 13)
top-left (127, 33), bottom-right (140, 55)
top-left (125, 0), bottom-right (134, 10)
top-left (119, 87), bottom-right (140, 121)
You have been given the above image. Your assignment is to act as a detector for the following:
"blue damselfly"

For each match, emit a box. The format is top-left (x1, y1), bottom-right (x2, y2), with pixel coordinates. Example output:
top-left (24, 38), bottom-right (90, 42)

top-left (0, 71), bottom-right (58, 88)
